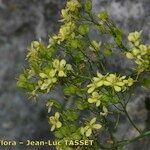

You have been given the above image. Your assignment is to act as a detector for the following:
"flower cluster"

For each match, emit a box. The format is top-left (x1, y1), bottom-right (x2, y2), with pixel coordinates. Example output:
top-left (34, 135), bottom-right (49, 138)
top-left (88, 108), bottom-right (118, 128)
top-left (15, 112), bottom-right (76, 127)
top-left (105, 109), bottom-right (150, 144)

top-left (53, 59), bottom-right (73, 77)
top-left (66, 0), bottom-right (81, 12)
top-left (17, 0), bottom-right (150, 148)
top-left (87, 73), bottom-right (134, 115)
top-left (39, 69), bottom-right (57, 91)
top-left (50, 22), bottom-right (76, 45)
top-left (87, 72), bottom-right (134, 93)
top-left (38, 59), bottom-right (73, 92)
top-left (26, 41), bottom-right (41, 69)
top-left (88, 91), bottom-right (109, 116)
top-left (128, 31), bottom-right (142, 46)
top-left (49, 112), bottom-right (62, 131)
top-left (88, 92), bottom-right (102, 107)
top-left (63, 0), bottom-right (81, 22)
top-left (126, 31), bottom-right (150, 73)
top-left (49, 0), bottom-right (81, 45)
top-left (81, 117), bottom-right (102, 137)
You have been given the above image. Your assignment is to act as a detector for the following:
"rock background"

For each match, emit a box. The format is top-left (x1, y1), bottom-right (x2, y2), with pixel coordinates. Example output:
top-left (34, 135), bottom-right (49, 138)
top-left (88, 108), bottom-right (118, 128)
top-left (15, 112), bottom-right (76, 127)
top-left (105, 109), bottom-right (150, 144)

top-left (0, 0), bottom-right (149, 150)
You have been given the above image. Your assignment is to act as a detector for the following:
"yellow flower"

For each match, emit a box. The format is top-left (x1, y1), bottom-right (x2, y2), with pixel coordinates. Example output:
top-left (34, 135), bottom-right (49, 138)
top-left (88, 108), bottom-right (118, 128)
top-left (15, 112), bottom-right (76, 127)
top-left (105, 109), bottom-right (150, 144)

top-left (94, 72), bottom-right (104, 84)
top-left (46, 101), bottom-right (54, 113)
top-left (81, 117), bottom-right (102, 137)
top-left (61, 9), bottom-right (70, 21)
top-left (49, 35), bottom-right (60, 45)
top-left (100, 106), bottom-right (108, 116)
top-left (53, 59), bottom-right (65, 76)
top-left (39, 69), bottom-right (57, 91)
top-left (128, 31), bottom-right (141, 43)
top-left (58, 22), bottom-right (76, 42)
top-left (31, 41), bottom-right (40, 49)
top-left (26, 47), bottom-right (39, 63)
top-left (87, 72), bottom-right (104, 93)
top-left (132, 49), bottom-right (140, 56)
top-left (126, 52), bottom-right (134, 59)
top-left (103, 74), bottom-right (125, 92)
top-left (126, 31), bottom-right (150, 73)
top-left (88, 73), bottom-right (134, 93)
top-left (88, 92), bottom-right (102, 107)
top-left (66, 0), bottom-right (81, 12)
top-left (121, 77), bottom-right (134, 91)
top-left (49, 112), bottom-right (62, 131)
top-left (139, 45), bottom-right (148, 55)
top-left (53, 59), bottom-right (73, 77)
top-left (87, 82), bottom-right (98, 93)
top-left (127, 77), bottom-right (134, 86)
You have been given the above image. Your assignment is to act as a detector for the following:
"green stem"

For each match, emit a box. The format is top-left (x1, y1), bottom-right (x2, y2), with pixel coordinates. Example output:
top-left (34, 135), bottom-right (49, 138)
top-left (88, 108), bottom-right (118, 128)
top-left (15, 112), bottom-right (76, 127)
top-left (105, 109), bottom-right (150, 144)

top-left (86, 12), bottom-right (129, 52)
top-left (120, 102), bottom-right (142, 134)
top-left (125, 108), bottom-right (142, 134)
top-left (87, 36), bottom-right (106, 73)
top-left (102, 130), bottom-right (150, 149)
top-left (117, 130), bottom-right (150, 147)
top-left (73, 74), bottom-right (91, 80)
top-left (103, 117), bottom-right (117, 149)
top-left (115, 92), bottom-right (142, 134)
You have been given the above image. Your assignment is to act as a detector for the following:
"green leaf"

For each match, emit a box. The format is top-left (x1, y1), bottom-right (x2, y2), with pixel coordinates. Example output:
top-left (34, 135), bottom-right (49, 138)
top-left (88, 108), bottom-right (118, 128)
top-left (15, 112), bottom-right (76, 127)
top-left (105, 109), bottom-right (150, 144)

top-left (47, 47), bottom-right (55, 58)
top-left (98, 10), bottom-right (109, 21)
top-left (74, 51), bottom-right (85, 63)
top-left (63, 84), bottom-right (82, 96)
top-left (70, 132), bottom-right (81, 140)
top-left (58, 125), bottom-right (76, 138)
top-left (19, 74), bottom-right (27, 81)
top-left (55, 130), bottom-right (64, 139)
top-left (98, 25), bottom-right (107, 34)
top-left (17, 73), bottom-right (35, 91)
top-left (69, 124), bottom-right (77, 133)
top-left (111, 95), bottom-right (119, 104)
top-left (76, 99), bottom-right (89, 110)
top-left (63, 84), bottom-right (76, 96)
top-left (104, 43), bottom-right (113, 56)
top-left (60, 126), bottom-right (70, 136)
top-left (105, 47), bottom-right (113, 56)
top-left (142, 77), bottom-right (150, 88)
top-left (63, 110), bottom-right (78, 122)
top-left (38, 43), bottom-right (47, 57)
top-left (115, 35), bottom-right (122, 46)
top-left (112, 27), bottom-right (123, 46)
top-left (102, 92), bottom-right (119, 104)
top-left (70, 39), bottom-right (79, 49)
top-left (85, 0), bottom-right (92, 13)
top-left (46, 99), bottom-right (62, 111)
top-left (79, 24), bottom-right (90, 35)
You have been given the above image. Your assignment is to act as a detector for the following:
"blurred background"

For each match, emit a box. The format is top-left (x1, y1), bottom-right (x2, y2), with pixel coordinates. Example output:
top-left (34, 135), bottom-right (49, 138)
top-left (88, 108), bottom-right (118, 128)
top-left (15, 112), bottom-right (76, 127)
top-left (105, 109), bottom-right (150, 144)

top-left (0, 0), bottom-right (149, 150)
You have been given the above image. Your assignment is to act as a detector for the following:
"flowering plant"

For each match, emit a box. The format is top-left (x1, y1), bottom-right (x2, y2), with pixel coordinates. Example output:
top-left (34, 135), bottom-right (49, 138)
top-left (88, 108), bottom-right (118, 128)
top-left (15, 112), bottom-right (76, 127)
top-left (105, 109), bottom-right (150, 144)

top-left (17, 0), bottom-right (150, 149)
